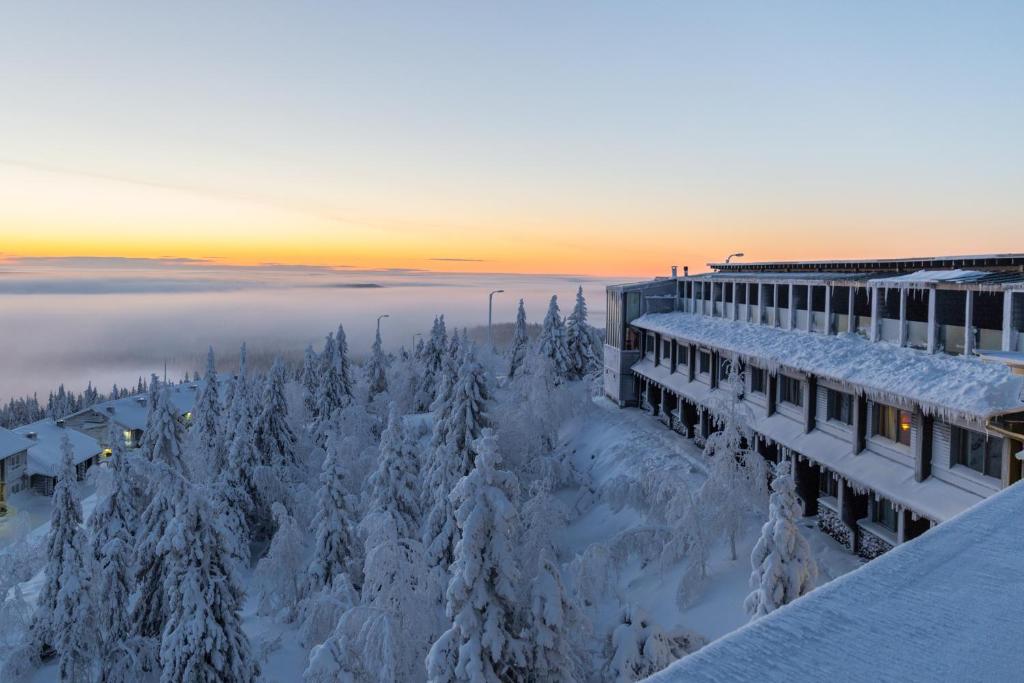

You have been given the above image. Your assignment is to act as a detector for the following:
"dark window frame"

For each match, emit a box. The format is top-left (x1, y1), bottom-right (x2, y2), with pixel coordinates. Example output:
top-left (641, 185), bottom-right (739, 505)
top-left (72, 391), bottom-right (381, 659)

top-left (872, 403), bottom-right (912, 447)
top-left (826, 388), bottom-right (854, 426)
top-left (953, 426), bottom-right (1003, 479)
top-left (779, 374), bottom-right (803, 407)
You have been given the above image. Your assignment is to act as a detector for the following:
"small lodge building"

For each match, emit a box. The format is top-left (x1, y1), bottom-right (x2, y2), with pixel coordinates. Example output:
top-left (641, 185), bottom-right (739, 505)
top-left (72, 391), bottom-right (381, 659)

top-left (13, 419), bottom-right (102, 496)
top-left (0, 428), bottom-right (33, 514)
top-left (63, 382), bottom-right (200, 451)
top-left (605, 254), bottom-right (1024, 560)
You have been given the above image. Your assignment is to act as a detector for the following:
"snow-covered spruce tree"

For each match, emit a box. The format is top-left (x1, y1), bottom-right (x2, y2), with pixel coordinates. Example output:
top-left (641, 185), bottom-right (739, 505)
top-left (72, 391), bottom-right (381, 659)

top-left (414, 315), bottom-right (448, 412)
top-left (430, 331), bottom-right (463, 416)
top-left (367, 405), bottom-right (421, 540)
top-left (565, 286), bottom-right (599, 380)
top-left (307, 434), bottom-right (362, 594)
top-left (528, 548), bottom-right (580, 683)
top-left (28, 435), bottom-right (94, 681)
top-left (223, 342), bottom-right (255, 443)
top-left (426, 429), bottom-right (525, 683)
top-left (366, 325), bottom-right (390, 401)
top-left (188, 346), bottom-right (224, 477)
top-left (743, 460), bottom-right (818, 619)
top-left (89, 425), bottom-right (137, 681)
top-left (701, 361), bottom-right (768, 560)
top-left (158, 488), bottom-right (259, 683)
top-left (304, 606), bottom-right (397, 683)
top-left (335, 322), bottom-right (355, 403)
top-left (301, 343), bottom-right (320, 418)
top-left (253, 357), bottom-right (299, 471)
top-left (507, 298), bottom-right (529, 380)
top-left (604, 605), bottom-right (693, 682)
top-left (312, 333), bottom-right (347, 443)
top-left (537, 295), bottom-right (572, 382)
top-left (255, 502), bottom-right (307, 622)
top-left (141, 385), bottom-right (186, 472)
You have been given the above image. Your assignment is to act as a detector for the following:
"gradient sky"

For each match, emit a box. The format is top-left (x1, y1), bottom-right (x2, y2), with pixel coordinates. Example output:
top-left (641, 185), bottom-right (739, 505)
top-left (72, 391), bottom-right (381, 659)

top-left (1, 1), bottom-right (1021, 277)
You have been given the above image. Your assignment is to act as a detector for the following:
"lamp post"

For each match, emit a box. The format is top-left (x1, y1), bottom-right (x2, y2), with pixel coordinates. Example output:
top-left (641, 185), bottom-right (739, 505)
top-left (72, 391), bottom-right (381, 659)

top-left (725, 252), bottom-right (745, 264)
top-left (377, 314), bottom-right (389, 334)
top-left (488, 290), bottom-right (505, 350)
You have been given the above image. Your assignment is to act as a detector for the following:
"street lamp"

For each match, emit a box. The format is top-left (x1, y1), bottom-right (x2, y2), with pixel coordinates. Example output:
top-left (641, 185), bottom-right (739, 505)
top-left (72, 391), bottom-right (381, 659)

top-left (725, 252), bottom-right (745, 264)
top-left (377, 314), bottom-right (389, 334)
top-left (488, 290), bottom-right (505, 350)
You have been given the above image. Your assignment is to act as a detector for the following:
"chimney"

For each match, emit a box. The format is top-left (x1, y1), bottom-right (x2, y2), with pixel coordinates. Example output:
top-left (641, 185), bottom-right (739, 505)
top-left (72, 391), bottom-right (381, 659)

top-left (671, 265), bottom-right (678, 278)
top-left (684, 266), bottom-right (689, 277)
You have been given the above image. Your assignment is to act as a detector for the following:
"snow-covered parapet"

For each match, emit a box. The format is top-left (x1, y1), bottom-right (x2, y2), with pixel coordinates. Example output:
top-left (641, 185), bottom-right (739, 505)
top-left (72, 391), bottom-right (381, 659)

top-left (632, 312), bottom-right (1024, 421)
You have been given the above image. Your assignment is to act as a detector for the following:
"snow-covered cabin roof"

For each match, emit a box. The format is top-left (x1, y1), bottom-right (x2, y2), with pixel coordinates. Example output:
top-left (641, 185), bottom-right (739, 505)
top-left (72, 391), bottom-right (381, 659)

top-left (13, 419), bottom-right (102, 477)
top-left (0, 427), bottom-right (33, 460)
top-left (867, 269), bottom-right (991, 286)
top-left (632, 312), bottom-right (1024, 420)
top-left (88, 383), bottom-right (200, 431)
top-left (706, 252), bottom-right (1024, 273)
top-left (646, 481), bottom-right (1024, 683)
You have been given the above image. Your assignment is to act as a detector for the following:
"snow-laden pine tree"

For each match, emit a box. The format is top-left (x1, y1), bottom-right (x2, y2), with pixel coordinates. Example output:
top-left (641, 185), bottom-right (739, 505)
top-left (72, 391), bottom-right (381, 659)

top-left (158, 488), bottom-right (259, 683)
top-left (604, 606), bottom-right (689, 682)
top-left (700, 361), bottom-right (768, 560)
top-left (335, 323), bottom-right (355, 403)
top-left (28, 435), bottom-right (94, 681)
top-left (312, 333), bottom-right (346, 442)
top-left (307, 434), bottom-right (362, 594)
top-left (537, 295), bottom-right (572, 381)
top-left (430, 331), bottom-right (462, 415)
top-left (89, 424), bottom-right (137, 681)
top-left (414, 315), bottom-right (448, 412)
top-left (253, 357), bottom-right (299, 471)
top-left (255, 502), bottom-right (307, 622)
top-left (426, 430), bottom-right (525, 683)
top-left (223, 342), bottom-right (254, 443)
top-left (565, 286), bottom-right (599, 379)
top-left (367, 405), bottom-right (421, 540)
top-left (527, 548), bottom-right (579, 683)
top-left (141, 385), bottom-right (186, 472)
top-left (301, 343), bottom-right (320, 418)
top-left (189, 346), bottom-right (224, 477)
top-left (507, 298), bottom-right (529, 380)
top-left (366, 325), bottom-right (390, 401)
top-left (744, 460), bottom-right (818, 619)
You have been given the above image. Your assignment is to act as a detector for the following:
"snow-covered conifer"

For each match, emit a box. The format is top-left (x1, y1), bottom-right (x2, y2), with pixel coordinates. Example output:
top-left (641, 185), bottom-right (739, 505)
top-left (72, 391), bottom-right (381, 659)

top-left (301, 344), bottom-right (319, 418)
top-left (366, 325), bottom-right (389, 401)
top-left (507, 298), bottom-right (529, 380)
top-left (432, 343), bottom-right (491, 471)
top-left (426, 430), bottom-right (524, 682)
top-left (565, 286), bottom-right (599, 379)
top-left (189, 346), bottom-right (224, 477)
top-left (158, 489), bottom-right (259, 683)
top-left (367, 405), bottom-right (420, 540)
top-left (744, 461), bottom-right (817, 619)
top-left (255, 502), bottom-right (307, 622)
top-left (307, 434), bottom-right (361, 593)
top-left (335, 323), bottom-right (355, 402)
top-left (528, 548), bottom-right (579, 682)
top-left (312, 333), bottom-right (346, 441)
top-left (253, 357), bottom-right (299, 470)
top-left (537, 295), bottom-right (572, 381)
top-left (414, 315), bottom-right (448, 412)
top-left (604, 606), bottom-right (689, 682)
top-left (142, 386), bottom-right (186, 472)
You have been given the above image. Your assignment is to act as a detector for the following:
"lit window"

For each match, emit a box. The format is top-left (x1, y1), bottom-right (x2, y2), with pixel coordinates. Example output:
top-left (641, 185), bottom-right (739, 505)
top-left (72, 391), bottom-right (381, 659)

top-left (872, 404), bottom-right (911, 447)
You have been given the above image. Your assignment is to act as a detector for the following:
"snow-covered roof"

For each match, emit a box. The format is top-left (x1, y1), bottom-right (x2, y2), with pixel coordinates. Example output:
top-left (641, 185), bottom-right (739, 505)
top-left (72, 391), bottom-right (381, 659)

top-left (632, 360), bottom-right (984, 521)
top-left (13, 419), bottom-right (102, 477)
top-left (867, 269), bottom-right (990, 286)
top-left (646, 481), bottom-right (1024, 683)
top-left (87, 383), bottom-right (200, 431)
top-left (0, 427), bottom-right (33, 460)
top-left (632, 312), bottom-right (1024, 420)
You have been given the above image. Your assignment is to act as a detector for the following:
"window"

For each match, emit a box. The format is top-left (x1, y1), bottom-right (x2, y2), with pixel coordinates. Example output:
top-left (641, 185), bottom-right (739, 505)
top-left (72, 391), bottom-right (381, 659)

top-left (718, 358), bottom-right (732, 383)
top-left (698, 350), bottom-right (711, 375)
top-left (661, 339), bottom-right (672, 364)
top-left (779, 374), bottom-right (802, 407)
top-left (826, 389), bottom-right (854, 425)
top-left (750, 367), bottom-right (766, 394)
top-left (644, 334), bottom-right (655, 358)
top-left (873, 497), bottom-right (898, 532)
top-left (676, 342), bottom-right (688, 367)
top-left (953, 427), bottom-right (1003, 479)
top-left (624, 328), bottom-right (641, 351)
top-left (872, 403), bottom-right (911, 447)
top-left (818, 469), bottom-right (838, 498)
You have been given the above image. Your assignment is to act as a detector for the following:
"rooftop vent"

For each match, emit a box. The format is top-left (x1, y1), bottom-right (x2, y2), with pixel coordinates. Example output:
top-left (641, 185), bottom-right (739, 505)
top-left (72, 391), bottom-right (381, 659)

top-left (25, 431), bottom-right (37, 441)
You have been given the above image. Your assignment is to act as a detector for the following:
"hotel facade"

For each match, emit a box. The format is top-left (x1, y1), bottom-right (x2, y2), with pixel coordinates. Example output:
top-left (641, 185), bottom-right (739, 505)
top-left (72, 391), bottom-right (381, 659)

top-left (605, 255), bottom-right (1024, 559)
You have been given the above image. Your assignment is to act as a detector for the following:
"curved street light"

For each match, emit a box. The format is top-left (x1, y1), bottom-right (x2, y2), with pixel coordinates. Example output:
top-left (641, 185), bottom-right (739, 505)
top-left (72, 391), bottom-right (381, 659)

top-left (488, 290), bottom-right (505, 350)
top-left (376, 314), bottom-right (389, 334)
top-left (725, 252), bottom-right (745, 264)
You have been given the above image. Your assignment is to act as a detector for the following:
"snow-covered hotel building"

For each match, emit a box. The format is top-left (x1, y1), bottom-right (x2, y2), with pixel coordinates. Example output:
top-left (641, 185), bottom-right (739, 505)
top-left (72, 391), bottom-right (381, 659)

top-left (605, 254), bottom-right (1024, 560)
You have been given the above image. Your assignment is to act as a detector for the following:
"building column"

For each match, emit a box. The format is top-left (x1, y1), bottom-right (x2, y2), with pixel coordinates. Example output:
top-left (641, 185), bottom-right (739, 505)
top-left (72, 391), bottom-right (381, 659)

top-left (847, 287), bottom-right (856, 333)
top-left (897, 509), bottom-right (908, 544)
top-left (699, 408), bottom-right (710, 440)
top-left (773, 284), bottom-right (780, 327)
top-left (767, 374), bottom-right (778, 416)
top-left (806, 285), bottom-right (813, 332)
top-left (927, 287), bottom-right (937, 353)
top-left (746, 283), bottom-right (753, 323)
top-left (804, 375), bottom-right (817, 434)
top-left (688, 344), bottom-right (696, 382)
top-left (964, 290), bottom-right (975, 356)
top-left (913, 408), bottom-right (933, 482)
top-left (654, 333), bottom-right (661, 366)
top-left (853, 394), bottom-right (868, 454)
top-left (870, 287), bottom-right (880, 342)
top-left (824, 285), bottom-right (832, 334)
top-left (1002, 291), bottom-right (1014, 351)
top-left (732, 282), bottom-right (739, 320)
top-left (757, 285), bottom-right (765, 326)
top-left (793, 455), bottom-right (819, 517)
top-left (898, 288), bottom-right (908, 346)
top-left (669, 338), bottom-right (677, 373)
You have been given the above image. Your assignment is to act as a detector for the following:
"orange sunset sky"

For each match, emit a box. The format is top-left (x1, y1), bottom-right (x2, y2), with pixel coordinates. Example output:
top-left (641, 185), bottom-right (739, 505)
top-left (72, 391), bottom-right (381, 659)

top-left (1, 3), bottom-right (1021, 278)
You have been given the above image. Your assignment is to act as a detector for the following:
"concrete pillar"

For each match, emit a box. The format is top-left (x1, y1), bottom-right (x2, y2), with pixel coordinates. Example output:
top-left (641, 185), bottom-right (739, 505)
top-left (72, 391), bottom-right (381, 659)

top-left (898, 288), bottom-right (908, 346)
top-left (870, 287), bottom-right (880, 342)
top-left (654, 333), bottom-right (661, 366)
top-left (897, 509), bottom-right (907, 544)
top-left (824, 285), bottom-right (832, 334)
top-left (732, 282), bottom-right (739, 320)
top-left (964, 290), bottom-right (975, 356)
top-left (767, 374), bottom-right (778, 417)
top-left (804, 375), bottom-right (817, 434)
top-left (757, 284), bottom-right (765, 326)
top-left (710, 351), bottom-right (719, 389)
top-left (746, 283), bottom-right (753, 322)
top-left (788, 286), bottom-right (797, 329)
top-left (927, 287), bottom-right (937, 353)
top-left (853, 394), bottom-right (868, 454)
top-left (688, 344), bottom-right (696, 382)
top-left (913, 408), bottom-right (933, 482)
top-left (793, 455), bottom-right (819, 516)
top-left (1003, 291), bottom-right (1014, 351)
top-left (699, 409), bottom-right (710, 440)
top-left (670, 336), bottom-right (677, 373)
top-left (847, 287), bottom-right (856, 333)
top-left (773, 284), bottom-right (780, 327)
top-left (806, 285), bottom-right (813, 332)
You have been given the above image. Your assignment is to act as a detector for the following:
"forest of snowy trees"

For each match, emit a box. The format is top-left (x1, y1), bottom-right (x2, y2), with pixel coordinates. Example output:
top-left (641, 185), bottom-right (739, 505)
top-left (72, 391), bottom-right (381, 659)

top-left (0, 287), bottom-right (820, 682)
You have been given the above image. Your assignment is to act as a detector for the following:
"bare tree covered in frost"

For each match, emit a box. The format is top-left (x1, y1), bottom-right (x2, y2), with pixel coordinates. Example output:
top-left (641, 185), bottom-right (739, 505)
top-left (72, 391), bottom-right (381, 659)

top-left (158, 489), bottom-right (259, 683)
top-left (701, 361), bottom-right (768, 560)
top-left (366, 325), bottom-right (390, 401)
top-left (27, 436), bottom-right (95, 682)
top-left (507, 298), bottom-right (529, 380)
top-left (414, 315), bottom-right (448, 412)
top-left (367, 405), bottom-right (421, 540)
top-left (188, 346), bottom-right (224, 477)
top-left (426, 430), bottom-right (526, 683)
top-left (308, 434), bottom-right (362, 593)
top-left (565, 286), bottom-right (599, 379)
top-left (744, 461), bottom-right (818, 619)
top-left (537, 295), bottom-right (572, 382)
top-left (527, 548), bottom-right (580, 683)
top-left (255, 502), bottom-right (307, 623)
